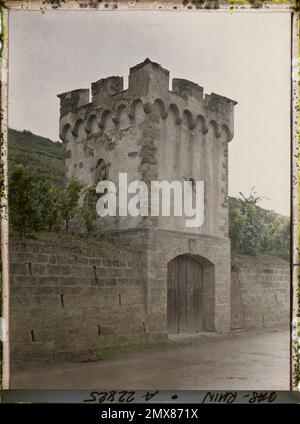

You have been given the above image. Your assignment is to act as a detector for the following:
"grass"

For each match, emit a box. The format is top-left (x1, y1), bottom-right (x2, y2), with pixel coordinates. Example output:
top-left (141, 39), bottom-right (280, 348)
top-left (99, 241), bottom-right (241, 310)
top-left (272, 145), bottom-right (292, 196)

top-left (10, 230), bottom-right (136, 255)
top-left (92, 340), bottom-right (177, 362)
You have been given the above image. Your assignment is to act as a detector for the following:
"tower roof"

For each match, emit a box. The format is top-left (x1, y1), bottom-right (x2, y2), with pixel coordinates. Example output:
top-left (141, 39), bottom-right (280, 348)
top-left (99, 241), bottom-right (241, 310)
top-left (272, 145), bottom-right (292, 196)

top-left (129, 58), bottom-right (169, 76)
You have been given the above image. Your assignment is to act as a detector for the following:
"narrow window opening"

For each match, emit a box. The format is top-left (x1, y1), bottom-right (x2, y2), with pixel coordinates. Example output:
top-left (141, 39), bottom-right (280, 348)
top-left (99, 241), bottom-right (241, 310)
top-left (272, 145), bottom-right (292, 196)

top-left (97, 325), bottom-right (101, 336)
top-left (30, 330), bottom-right (35, 342)
top-left (60, 294), bottom-right (64, 308)
top-left (118, 294), bottom-right (122, 306)
top-left (93, 266), bottom-right (98, 283)
top-left (28, 262), bottom-right (32, 275)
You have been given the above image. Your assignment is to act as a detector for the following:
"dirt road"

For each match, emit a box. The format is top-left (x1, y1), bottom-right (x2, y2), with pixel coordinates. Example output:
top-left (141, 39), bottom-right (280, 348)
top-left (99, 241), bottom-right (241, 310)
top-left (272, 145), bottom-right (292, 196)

top-left (11, 329), bottom-right (290, 390)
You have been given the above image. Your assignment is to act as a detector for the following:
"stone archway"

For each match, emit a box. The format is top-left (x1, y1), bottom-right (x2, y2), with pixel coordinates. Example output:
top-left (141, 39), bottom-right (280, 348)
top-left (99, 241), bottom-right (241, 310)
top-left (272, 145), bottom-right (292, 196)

top-left (167, 254), bottom-right (215, 334)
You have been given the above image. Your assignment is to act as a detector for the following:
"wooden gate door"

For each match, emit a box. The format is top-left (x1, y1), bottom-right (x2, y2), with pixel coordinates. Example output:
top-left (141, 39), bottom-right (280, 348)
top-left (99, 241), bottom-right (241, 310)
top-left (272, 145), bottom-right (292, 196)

top-left (167, 255), bottom-right (203, 334)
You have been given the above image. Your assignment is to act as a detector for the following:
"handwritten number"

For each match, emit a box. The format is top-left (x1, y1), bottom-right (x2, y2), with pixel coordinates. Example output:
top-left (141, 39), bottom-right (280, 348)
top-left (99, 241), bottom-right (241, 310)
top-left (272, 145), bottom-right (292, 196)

top-left (83, 390), bottom-right (135, 403)
top-left (142, 390), bottom-right (160, 402)
top-left (126, 391), bottom-right (135, 403)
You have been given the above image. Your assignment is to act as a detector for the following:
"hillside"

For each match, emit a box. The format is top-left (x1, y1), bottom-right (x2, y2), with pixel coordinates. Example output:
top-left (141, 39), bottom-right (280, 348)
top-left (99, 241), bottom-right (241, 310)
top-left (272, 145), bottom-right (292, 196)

top-left (8, 128), bottom-right (64, 186)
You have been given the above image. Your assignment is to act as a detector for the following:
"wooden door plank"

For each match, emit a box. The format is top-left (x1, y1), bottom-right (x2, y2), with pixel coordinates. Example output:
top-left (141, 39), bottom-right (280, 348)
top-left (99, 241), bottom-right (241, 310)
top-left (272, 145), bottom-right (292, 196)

top-left (168, 255), bottom-right (204, 335)
top-left (193, 260), bottom-right (203, 332)
top-left (167, 257), bottom-right (179, 334)
top-left (178, 256), bottom-right (187, 333)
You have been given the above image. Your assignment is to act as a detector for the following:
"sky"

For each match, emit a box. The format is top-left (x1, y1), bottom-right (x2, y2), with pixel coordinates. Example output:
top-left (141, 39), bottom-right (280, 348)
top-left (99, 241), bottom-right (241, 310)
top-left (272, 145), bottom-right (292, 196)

top-left (8, 10), bottom-right (291, 216)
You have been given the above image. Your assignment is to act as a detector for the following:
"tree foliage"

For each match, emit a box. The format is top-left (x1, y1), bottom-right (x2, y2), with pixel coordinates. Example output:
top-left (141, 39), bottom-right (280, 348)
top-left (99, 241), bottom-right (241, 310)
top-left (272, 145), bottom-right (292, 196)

top-left (58, 179), bottom-right (82, 233)
top-left (9, 164), bottom-right (38, 235)
top-left (229, 189), bottom-right (290, 259)
top-left (81, 185), bottom-right (98, 236)
top-left (9, 165), bottom-right (84, 235)
top-left (8, 161), bottom-right (290, 261)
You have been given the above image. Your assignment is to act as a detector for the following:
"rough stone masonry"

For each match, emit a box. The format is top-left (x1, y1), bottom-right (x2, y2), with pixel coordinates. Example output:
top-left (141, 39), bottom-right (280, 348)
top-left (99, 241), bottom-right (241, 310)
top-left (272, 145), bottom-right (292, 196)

top-left (57, 58), bottom-right (237, 335)
top-left (9, 238), bottom-right (289, 364)
top-left (9, 60), bottom-right (289, 364)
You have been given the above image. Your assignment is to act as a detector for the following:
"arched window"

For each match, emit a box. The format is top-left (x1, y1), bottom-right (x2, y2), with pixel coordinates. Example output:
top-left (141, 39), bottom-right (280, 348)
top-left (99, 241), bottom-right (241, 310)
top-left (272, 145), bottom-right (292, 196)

top-left (95, 158), bottom-right (108, 184)
top-left (189, 178), bottom-right (196, 209)
top-left (189, 178), bottom-right (196, 193)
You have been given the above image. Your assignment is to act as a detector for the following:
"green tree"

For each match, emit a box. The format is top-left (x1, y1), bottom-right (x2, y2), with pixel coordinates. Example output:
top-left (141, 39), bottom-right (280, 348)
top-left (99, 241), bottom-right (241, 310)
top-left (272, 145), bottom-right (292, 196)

top-left (229, 189), bottom-right (290, 258)
top-left (81, 185), bottom-right (98, 236)
top-left (58, 179), bottom-right (82, 233)
top-left (9, 164), bottom-right (65, 235)
top-left (32, 181), bottom-right (61, 232)
top-left (272, 219), bottom-right (290, 260)
top-left (229, 190), bottom-right (263, 255)
top-left (9, 164), bottom-right (38, 235)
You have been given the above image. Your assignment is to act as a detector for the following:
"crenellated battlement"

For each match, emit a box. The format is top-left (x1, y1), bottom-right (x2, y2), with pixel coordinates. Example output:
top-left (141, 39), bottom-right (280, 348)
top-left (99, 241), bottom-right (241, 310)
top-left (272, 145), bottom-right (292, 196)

top-left (55, 59), bottom-right (238, 342)
top-left (172, 78), bottom-right (204, 101)
top-left (58, 88), bottom-right (90, 117)
top-left (91, 76), bottom-right (124, 105)
top-left (58, 59), bottom-right (237, 143)
top-left (58, 59), bottom-right (237, 240)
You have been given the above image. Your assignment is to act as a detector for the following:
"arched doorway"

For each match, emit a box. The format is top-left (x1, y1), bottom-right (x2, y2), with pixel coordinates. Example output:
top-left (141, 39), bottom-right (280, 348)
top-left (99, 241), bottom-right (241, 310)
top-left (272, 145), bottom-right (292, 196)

top-left (167, 254), bottom-right (215, 334)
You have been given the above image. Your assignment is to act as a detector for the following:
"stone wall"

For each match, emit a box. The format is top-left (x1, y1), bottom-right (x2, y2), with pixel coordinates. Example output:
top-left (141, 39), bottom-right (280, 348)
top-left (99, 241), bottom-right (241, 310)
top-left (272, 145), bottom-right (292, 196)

top-left (9, 236), bottom-right (163, 366)
top-left (9, 236), bottom-right (290, 366)
top-left (110, 228), bottom-right (231, 335)
top-left (231, 254), bottom-right (290, 330)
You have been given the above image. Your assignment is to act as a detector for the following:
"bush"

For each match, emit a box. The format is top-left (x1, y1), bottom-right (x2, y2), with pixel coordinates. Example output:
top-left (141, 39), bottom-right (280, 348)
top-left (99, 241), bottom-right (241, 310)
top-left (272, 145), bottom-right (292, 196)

top-left (8, 165), bottom-right (290, 260)
top-left (57, 179), bottom-right (82, 233)
top-left (229, 190), bottom-right (290, 259)
top-left (9, 165), bottom-right (38, 235)
top-left (81, 185), bottom-right (99, 236)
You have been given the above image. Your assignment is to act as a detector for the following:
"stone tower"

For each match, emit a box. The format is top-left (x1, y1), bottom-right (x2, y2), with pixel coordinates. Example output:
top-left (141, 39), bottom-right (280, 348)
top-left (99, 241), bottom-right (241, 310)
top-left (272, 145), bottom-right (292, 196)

top-left (58, 59), bottom-right (237, 335)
